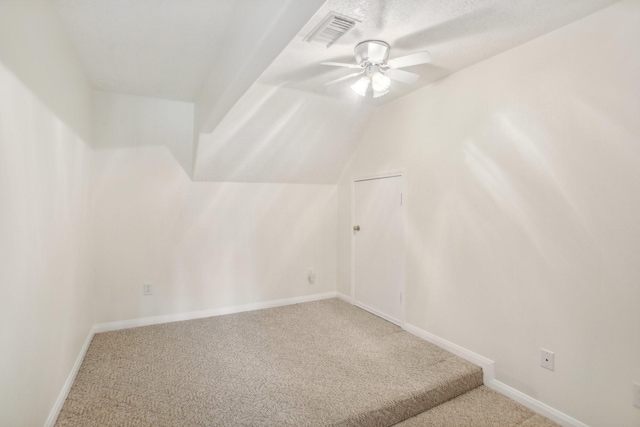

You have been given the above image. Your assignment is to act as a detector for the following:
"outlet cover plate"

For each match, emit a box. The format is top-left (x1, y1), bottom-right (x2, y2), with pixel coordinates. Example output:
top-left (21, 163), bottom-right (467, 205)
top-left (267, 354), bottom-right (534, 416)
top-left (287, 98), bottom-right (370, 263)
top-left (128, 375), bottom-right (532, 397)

top-left (143, 283), bottom-right (153, 296)
top-left (540, 349), bottom-right (554, 371)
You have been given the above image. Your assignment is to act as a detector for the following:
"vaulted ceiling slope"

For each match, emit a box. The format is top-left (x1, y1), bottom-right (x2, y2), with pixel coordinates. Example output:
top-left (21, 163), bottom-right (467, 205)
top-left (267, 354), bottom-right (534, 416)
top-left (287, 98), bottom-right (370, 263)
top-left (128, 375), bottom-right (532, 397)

top-left (54, 0), bottom-right (619, 184)
top-left (53, 0), bottom-right (324, 103)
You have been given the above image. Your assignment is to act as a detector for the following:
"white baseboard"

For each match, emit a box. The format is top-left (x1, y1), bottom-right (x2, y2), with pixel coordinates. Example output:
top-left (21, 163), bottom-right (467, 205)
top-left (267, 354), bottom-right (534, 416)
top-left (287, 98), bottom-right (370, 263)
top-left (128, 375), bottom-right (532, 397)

top-left (404, 323), bottom-right (588, 427)
top-left (355, 301), bottom-right (402, 326)
top-left (335, 291), bottom-right (352, 303)
top-left (94, 291), bottom-right (338, 333)
top-left (44, 325), bottom-right (96, 427)
top-left (403, 323), bottom-right (495, 382)
top-left (486, 380), bottom-right (588, 427)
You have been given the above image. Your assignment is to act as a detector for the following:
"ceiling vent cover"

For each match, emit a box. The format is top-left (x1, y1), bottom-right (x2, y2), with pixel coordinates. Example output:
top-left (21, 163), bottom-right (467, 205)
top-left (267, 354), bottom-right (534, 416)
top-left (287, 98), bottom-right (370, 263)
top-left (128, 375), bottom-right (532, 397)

top-left (304, 12), bottom-right (357, 48)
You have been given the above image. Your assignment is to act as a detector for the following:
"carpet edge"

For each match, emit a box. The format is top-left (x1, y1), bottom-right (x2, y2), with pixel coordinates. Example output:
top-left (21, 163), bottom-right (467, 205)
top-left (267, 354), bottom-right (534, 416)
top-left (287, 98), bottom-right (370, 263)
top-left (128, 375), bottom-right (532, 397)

top-left (44, 325), bottom-right (96, 427)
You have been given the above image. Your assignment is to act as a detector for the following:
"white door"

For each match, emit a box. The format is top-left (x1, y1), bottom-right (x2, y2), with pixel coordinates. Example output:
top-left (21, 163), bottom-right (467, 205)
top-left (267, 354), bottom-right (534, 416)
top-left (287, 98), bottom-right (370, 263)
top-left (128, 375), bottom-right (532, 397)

top-left (353, 175), bottom-right (403, 324)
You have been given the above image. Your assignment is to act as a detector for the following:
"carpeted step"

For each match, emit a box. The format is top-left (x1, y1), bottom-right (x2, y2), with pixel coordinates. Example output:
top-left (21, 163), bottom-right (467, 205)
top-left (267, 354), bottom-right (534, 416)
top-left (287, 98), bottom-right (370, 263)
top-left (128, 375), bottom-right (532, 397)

top-left (55, 299), bottom-right (484, 426)
top-left (335, 356), bottom-right (483, 426)
top-left (394, 385), bottom-right (560, 427)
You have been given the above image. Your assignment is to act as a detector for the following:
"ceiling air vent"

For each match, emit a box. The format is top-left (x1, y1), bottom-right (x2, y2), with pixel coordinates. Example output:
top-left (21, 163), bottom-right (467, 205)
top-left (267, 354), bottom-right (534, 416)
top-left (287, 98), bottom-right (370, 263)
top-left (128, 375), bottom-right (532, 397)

top-left (304, 12), bottom-right (357, 48)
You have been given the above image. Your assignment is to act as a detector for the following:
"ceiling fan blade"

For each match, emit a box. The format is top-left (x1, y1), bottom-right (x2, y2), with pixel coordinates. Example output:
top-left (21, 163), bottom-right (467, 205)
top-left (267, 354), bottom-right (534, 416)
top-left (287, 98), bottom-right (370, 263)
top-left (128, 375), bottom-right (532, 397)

top-left (385, 68), bottom-right (419, 85)
top-left (325, 71), bottom-right (365, 86)
top-left (387, 51), bottom-right (431, 68)
top-left (321, 62), bottom-right (362, 69)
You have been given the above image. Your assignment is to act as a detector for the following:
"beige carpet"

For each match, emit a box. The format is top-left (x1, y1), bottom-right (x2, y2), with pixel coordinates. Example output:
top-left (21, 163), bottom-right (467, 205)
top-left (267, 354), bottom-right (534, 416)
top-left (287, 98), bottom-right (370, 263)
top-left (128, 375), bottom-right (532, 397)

top-left (56, 298), bottom-right (483, 426)
top-left (396, 385), bottom-right (559, 426)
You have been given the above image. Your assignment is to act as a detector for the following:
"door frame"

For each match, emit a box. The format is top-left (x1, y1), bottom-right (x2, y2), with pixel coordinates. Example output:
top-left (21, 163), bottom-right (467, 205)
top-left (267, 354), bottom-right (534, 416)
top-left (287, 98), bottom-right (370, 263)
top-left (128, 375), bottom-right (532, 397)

top-left (350, 171), bottom-right (406, 326)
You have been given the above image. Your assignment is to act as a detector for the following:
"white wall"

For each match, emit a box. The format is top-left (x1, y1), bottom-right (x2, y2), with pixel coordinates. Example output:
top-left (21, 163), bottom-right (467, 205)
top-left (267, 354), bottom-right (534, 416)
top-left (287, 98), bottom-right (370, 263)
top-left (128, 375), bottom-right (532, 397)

top-left (93, 91), bottom-right (195, 176)
top-left (337, 2), bottom-right (640, 426)
top-left (92, 92), bottom-right (337, 323)
top-left (0, 0), bottom-right (92, 142)
top-left (0, 2), bottom-right (94, 424)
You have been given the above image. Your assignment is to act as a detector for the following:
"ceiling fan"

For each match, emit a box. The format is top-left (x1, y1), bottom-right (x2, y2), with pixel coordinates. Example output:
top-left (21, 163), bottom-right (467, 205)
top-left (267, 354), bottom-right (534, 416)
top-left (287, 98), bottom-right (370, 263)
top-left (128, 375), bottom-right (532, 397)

top-left (322, 40), bottom-right (431, 98)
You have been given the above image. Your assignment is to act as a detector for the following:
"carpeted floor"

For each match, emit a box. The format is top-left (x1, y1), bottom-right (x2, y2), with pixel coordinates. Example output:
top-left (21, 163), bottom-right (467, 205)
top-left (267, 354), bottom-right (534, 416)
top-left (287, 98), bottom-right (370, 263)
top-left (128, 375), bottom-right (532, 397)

top-left (55, 298), bottom-right (556, 426)
top-left (397, 386), bottom-right (559, 426)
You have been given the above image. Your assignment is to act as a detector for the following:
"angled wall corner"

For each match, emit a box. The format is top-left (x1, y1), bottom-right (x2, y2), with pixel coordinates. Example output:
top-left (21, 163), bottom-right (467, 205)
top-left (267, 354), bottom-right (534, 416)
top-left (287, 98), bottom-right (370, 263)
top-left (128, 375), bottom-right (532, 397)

top-left (0, 0), bottom-right (92, 143)
top-left (193, 0), bottom-right (326, 138)
top-left (93, 90), bottom-right (195, 178)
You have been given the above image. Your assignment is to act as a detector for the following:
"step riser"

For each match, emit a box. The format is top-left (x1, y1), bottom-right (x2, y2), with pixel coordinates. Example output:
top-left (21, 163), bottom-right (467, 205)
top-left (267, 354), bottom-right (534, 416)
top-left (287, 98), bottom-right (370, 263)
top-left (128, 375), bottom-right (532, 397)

top-left (334, 367), bottom-right (484, 426)
top-left (396, 386), bottom-right (560, 427)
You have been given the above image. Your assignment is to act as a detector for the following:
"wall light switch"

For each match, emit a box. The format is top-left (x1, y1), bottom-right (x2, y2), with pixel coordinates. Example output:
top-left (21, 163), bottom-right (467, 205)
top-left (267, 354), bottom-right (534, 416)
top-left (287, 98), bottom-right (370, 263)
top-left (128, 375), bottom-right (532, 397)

top-left (634, 381), bottom-right (640, 409)
top-left (540, 349), bottom-right (554, 371)
top-left (143, 283), bottom-right (153, 296)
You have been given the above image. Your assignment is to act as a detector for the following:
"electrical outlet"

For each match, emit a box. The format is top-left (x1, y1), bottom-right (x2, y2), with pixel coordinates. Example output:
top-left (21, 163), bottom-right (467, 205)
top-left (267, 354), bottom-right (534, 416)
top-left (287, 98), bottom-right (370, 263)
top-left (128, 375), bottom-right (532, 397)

top-left (540, 349), bottom-right (554, 371)
top-left (307, 269), bottom-right (315, 284)
top-left (143, 283), bottom-right (153, 296)
top-left (634, 381), bottom-right (640, 409)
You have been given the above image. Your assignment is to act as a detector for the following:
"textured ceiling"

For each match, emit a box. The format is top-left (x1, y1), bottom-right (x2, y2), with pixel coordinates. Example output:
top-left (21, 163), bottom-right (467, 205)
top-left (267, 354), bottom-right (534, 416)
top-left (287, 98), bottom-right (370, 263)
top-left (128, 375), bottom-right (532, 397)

top-left (52, 0), bottom-right (322, 102)
top-left (260, 0), bottom-right (620, 104)
top-left (194, 0), bottom-right (618, 183)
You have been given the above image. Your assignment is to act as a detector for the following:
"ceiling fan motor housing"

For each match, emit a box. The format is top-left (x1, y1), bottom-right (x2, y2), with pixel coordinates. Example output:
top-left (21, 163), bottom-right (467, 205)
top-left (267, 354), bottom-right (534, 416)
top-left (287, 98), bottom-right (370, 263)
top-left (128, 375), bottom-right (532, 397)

top-left (354, 40), bottom-right (390, 66)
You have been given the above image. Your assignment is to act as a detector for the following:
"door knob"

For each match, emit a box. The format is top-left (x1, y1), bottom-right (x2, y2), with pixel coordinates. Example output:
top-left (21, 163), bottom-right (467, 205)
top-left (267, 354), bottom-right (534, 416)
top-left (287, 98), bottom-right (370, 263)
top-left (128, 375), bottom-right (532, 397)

top-left (353, 225), bottom-right (360, 231)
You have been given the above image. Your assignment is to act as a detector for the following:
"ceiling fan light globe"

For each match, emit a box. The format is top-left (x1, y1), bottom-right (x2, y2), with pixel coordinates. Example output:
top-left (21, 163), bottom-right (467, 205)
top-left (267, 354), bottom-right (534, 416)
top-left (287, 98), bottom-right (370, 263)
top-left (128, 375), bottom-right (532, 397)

top-left (351, 77), bottom-right (370, 97)
top-left (373, 88), bottom-right (389, 98)
top-left (371, 72), bottom-right (391, 92)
